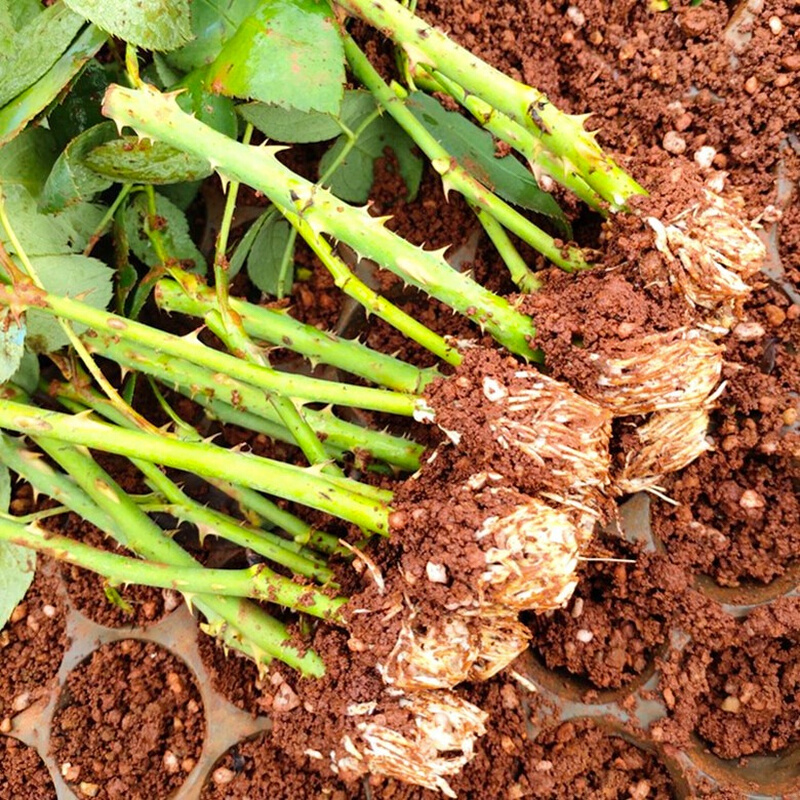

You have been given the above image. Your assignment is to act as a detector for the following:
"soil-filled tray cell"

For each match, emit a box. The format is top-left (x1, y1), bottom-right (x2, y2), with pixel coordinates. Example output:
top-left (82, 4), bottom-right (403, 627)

top-left (50, 639), bottom-right (205, 800)
top-left (0, 735), bottom-right (57, 800)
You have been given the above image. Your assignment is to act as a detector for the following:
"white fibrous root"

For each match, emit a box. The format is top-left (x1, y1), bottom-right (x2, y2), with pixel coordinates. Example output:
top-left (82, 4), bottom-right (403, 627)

top-left (341, 691), bottom-right (488, 798)
top-left (585, 328), bottom-right (724, 415)
top-left (477, 496), bottom-right (581, 612)
top-left (484, 371), bottom-right (613, 504)
top-left (468, 610), bottom-right (532, 682)
top-left (615, 406), bottom-right (713, 494)
top-left (378, 607), bottom-right (531, 691)
top-left (379, 612), bottom-right (479, 691)
top-left (648, 188), bottom-right (765, 330)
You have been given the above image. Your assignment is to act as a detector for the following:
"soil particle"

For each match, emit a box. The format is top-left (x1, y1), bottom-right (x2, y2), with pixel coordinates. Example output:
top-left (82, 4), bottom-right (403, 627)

top-left (200, 730), bottom-right (363, 799)
top-left (0, 563), bottom-right (67, 720)
top-left (0, 736), bottom-right (56, 799)
top-left (50, 639), bottom-right (205, 800)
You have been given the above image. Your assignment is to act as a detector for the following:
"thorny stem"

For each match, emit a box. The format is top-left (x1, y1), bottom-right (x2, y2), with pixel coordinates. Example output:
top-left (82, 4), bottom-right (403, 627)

top-left (55, 379), bottom-right (350, 557)
top-left (0, 192), bottom-right (158, 434)
top-left (0, 397), bottom-right (325, 674)
top-left (0, 399), bottom-right (392, 533)
top-left (102, 83), bottom-right (540, 359)
top-left (0, 517), bottom-right (346, 621)
top-left (56, 393), bottom-right (333, 581)
top-left (344, 37), bottom-right (590, 273)
top-left (283, 209), bottom-right (461, 365)
top-left (204, 122), bottom-right (336, 474)
top-left (335, 0), bottom-right (646, 210)
top-left (474, 207), bottom-right (543, 293)
top-left (204, 308), bottom-right (340, 475)
top-left (37, 439), bottom-right (327, 675)
top-left (412, 67), bottom-right (606, 213)
top-left (155, 273), bottom-right (440, 393)
top-left (0, 281), bottom-right (422, 416)
top-left (81, 333), bottom-right (424, 471)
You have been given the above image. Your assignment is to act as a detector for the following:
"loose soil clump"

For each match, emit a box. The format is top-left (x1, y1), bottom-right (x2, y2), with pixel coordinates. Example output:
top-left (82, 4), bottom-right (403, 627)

top-left (527, 533), bottom-right (687, 691)
top-left (201, 730), bottom-right (363, 799)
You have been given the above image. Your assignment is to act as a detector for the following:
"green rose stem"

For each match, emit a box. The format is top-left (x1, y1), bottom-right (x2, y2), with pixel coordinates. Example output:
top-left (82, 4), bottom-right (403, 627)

top-left (40, 441), bottom-right (327, 675)
top-left (53, 380), bottom-right (351, 558)
top-left (474, 208), bottom-right (542, 293)
top-left (0, 419), bottom-right (325, 674)
top-left (0, 281), bottom-right (421, 416)
top-left (206, 151), bottom-right (340, 478)
top-left (83, 333), bottom-right (424, 471)
top-left (281, 208), bottom-right (461, 365)
top-left (0, 399), bottom-right (392, 534)
top-left (188, 391), bottom-right (423, 473)
top-left (334, 0), bottom-right (646, 210)
top-left (343, 36), bottom-right (589, 275)
top-left (0, 517), bottom-right (346, 622)
top-left (101, 83), bottom-right (539, 360)
top-left (155, 274), bottom-right (441, 393)
top-left (409, 67), bottom-right (606, 213)
top-left (203, 308), bottom-right (341, 476)
top-left (38, 397), bottom-right (332, 581)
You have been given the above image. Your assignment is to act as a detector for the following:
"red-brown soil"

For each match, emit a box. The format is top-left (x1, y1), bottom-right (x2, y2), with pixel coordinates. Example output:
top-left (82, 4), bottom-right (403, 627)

top-left (50, 639), bottom-right (205, 800)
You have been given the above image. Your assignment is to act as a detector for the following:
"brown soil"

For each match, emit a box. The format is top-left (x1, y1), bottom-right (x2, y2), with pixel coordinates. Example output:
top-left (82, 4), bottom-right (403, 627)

top-left (50, 639), bottom-right (205, 800)
top-left (524, 719), bottom-right (676, 799)
top-left (657, 597), bottom-right (800, 760)
top-left (3, 0), bottom-right (800, 796)
top-left (196, 631), bottom-right (268, 716)
top-left (59, 520), bottom-right (167, 628)
top-left (200, 729), bottom-right (363, 799)
top-left (527, 533), bottom-right (687, 691)
top-left (0, 736), bottom-right (56, 800)
top-left (0, 563), bottom-right (67, 722)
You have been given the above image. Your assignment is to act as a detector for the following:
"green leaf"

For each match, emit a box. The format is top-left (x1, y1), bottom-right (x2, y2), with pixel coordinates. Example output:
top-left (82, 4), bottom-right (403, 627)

top-left (165, 0), bottom-right (261, 73)
top-left (0, 485), bottom-right (37, 629)
top-left (0, 23), bottom-right (107, 147)
top-left (9, 350), bottom-right (40, 394)
top-left (63, 0), bottom-right (191, 51)
top-left (0, 309), bottom-right (26, 384)
top-left (152, 53), bottom-right (182, 89)
top-left (122, 192), bottom-right (206, 273)
top-left (228, 209), bottom-right (270, 279)
top-left (238, 103), bottom-right (343, 144)
top-left (23, 253), bottom-right (113, 352)
top-left (47, 60), bottom-right (116, 148)
top-left (0, 1), bottom-right (14, 52)
top-left (246, 213), bottom-right (294, 296)
top-left (238, 89), bottom-right (377, 144)
top-left (0, 3), bottom-right (85, 108)
top-left (9, 0), bottom-right (42, 30)
top-left (0, 184), bottom-right (104, 258)
top-left (39, 122), bottom-right (117, 213)
top-left (319, 106), bottom-right (423, 203)
top-left (85, 136), bottom-right (213, 184)
top-left (174, 69), bottom-right (238, 139)
top-left (207, 0), bottom-right (345, 114)
top-left (0, 127), bottom-right (58, 198)
top-left (406, 92), bottom-right (570, 236)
